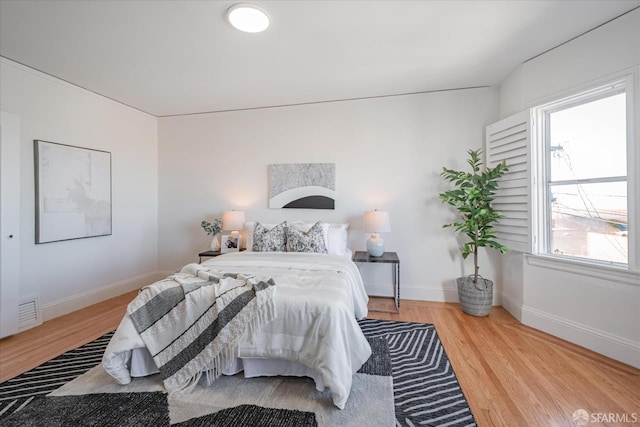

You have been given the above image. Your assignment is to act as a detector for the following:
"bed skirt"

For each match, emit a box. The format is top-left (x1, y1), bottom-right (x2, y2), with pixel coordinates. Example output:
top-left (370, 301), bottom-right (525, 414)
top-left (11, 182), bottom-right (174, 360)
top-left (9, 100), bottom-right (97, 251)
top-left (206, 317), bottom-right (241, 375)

top-left (129, 347), bottom-right (326, 390)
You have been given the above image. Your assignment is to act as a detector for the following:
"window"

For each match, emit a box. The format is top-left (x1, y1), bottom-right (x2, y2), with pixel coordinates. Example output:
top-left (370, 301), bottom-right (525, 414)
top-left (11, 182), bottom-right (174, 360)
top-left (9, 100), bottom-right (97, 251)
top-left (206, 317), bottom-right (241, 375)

top-left (531, 74), bottom-right (637, 269)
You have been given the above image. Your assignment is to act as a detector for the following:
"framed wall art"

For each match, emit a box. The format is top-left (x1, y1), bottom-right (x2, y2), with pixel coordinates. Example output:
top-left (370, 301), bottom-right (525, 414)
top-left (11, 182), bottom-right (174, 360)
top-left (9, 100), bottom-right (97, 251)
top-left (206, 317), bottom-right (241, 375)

top-left (34, 140), bottom-right (112, 244)
top-left (268, 163), bottom-right (335, 209)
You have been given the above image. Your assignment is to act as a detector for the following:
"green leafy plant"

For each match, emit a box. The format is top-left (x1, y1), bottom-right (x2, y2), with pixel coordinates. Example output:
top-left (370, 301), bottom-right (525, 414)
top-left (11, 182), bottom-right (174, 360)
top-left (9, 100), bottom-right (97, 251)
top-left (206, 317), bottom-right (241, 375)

top-left (439, 149), bottom-right (509, 284)
top-left (201, 218), bottom-right (222, 236)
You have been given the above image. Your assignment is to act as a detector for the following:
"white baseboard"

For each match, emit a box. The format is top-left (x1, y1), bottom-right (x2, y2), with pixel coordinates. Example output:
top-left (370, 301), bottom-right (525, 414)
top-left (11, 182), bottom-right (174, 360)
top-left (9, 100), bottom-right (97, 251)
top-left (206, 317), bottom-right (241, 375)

top-left (364, 284), bottom-right (395, 298)
top-left (398, 284), bottom-right (502, 306)
top-left (41, 271), bottom-right (165, 322)
top-left (522, 305), bottom-right (640, 369)
top-left (500, 293), bottom-right (524, 322)
top-left (399, 284), bottom-right (458, 302)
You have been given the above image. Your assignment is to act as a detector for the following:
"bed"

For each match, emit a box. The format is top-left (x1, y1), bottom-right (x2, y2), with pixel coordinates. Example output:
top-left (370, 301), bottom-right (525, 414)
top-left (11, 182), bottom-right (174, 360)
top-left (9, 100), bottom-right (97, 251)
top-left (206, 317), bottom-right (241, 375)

top-left (102, 250), bottom-right (371, 409)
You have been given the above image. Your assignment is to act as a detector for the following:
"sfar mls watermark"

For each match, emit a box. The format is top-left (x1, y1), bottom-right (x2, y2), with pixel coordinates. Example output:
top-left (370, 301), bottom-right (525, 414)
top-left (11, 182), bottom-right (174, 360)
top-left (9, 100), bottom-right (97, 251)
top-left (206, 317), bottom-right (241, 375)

top-left (573, 409), bottom-right (639, 426)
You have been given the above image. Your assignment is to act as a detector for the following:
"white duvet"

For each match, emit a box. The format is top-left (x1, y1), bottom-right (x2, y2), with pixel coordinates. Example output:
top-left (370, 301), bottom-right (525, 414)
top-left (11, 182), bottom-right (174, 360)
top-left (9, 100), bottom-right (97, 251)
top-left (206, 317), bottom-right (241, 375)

top-left (103, 252), bottom-right (371, 409)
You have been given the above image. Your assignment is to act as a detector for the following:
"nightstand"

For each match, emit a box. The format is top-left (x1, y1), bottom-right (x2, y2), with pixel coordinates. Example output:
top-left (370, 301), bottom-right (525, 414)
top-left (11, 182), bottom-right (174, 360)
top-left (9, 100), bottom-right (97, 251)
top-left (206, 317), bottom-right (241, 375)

top-left (352, 251), bottom-right (400, 313)
top-left (198, 250), bottom-right (221, 263)
top-left (198, 249), bottom-right (246, 263)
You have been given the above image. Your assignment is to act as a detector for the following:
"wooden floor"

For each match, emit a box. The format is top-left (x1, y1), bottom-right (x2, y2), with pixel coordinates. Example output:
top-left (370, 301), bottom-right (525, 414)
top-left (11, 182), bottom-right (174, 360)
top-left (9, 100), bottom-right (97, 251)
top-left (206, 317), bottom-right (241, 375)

top-left (1, 294), bottom-right (639, 426)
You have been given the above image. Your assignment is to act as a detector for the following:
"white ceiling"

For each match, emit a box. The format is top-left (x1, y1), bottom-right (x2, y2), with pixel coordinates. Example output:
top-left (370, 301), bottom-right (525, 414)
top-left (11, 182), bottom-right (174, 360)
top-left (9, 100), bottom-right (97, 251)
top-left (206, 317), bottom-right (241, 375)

top-left (1, 1), bottom-right (639, 117)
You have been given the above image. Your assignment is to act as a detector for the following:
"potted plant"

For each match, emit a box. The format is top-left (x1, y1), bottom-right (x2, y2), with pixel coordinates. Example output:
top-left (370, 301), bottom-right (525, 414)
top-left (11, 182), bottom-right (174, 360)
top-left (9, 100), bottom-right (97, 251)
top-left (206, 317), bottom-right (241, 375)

top-left (201, 218), bottom-right (222, 251)
top-left (439, 149), bottom-right (509, 316)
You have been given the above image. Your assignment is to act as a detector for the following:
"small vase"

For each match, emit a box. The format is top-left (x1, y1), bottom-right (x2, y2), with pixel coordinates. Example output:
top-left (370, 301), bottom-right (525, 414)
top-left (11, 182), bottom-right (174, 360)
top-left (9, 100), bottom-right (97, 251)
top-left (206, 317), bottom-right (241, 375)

top-left (210, 234), bottom-right (221, 251)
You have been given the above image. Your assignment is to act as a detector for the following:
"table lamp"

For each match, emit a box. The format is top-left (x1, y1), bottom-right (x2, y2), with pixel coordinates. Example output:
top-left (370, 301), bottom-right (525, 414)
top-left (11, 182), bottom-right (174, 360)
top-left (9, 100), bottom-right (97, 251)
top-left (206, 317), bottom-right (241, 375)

top-left (363, 209), bottom-right (390, 257)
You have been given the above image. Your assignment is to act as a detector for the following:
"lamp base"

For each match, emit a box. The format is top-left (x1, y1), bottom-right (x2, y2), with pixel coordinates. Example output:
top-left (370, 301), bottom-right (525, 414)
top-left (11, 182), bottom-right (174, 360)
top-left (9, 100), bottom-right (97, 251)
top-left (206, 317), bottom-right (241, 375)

top-left (366, 233), bottom-right (385, 257)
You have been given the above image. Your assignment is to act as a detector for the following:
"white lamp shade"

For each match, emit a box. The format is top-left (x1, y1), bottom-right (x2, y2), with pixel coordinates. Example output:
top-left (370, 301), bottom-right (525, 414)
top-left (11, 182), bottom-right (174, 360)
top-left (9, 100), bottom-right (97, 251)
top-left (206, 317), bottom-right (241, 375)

top-left (222, 210), bottom-right (246, 231)
top-left (363, 210), bottom-right (391, 233)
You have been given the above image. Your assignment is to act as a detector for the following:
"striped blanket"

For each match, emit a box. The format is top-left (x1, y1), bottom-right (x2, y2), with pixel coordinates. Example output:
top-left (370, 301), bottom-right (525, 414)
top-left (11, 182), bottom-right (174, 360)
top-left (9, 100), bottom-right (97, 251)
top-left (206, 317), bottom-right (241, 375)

top-left (127, 263), bottom-right (276, 392)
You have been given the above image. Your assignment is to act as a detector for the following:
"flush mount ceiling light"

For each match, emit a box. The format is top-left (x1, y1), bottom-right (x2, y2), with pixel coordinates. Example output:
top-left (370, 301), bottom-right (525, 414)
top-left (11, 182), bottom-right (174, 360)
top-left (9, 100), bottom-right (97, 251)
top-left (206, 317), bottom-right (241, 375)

top-left (226, 3), bottom-right (270, 33)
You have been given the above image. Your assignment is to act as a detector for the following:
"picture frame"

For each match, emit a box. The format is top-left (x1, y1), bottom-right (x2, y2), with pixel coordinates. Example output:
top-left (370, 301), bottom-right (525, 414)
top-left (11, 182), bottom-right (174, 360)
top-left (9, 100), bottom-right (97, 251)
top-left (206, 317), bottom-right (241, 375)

top-left (34, 140), bottom-right (112, 244)
top-left (220, 234), bottom-right (240, 253)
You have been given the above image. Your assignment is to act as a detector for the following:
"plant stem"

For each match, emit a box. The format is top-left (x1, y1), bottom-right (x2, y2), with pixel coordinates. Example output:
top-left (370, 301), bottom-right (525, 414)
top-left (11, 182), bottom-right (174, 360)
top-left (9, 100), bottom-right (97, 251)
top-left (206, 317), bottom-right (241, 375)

top-left (474, 245), bottom-right (479, 284)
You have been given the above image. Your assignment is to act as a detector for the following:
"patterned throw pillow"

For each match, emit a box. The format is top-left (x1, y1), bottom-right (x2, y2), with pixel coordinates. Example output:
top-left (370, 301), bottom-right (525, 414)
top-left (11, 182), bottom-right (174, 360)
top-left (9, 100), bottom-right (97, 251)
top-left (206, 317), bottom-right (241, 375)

top-left (286, 221), bottom-right (328, 253)
top-left (252, 222), bottom-right (287, 252)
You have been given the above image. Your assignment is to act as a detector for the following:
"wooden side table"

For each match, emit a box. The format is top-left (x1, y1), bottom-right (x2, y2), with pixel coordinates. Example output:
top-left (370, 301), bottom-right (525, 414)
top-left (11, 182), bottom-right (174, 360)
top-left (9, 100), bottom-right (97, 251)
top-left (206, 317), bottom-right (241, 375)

top-left (198, 250), bottom-right (221, 263)
top-left (198, 249), bottom-right (246, 263)
top-left (352, 251), bottom-right (400, 313)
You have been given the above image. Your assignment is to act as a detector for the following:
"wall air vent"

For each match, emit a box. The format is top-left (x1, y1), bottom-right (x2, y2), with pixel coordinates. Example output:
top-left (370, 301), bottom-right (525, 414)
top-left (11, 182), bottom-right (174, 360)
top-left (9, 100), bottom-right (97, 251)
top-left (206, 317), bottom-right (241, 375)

top-left (18, 296), bottom-right (42, 331)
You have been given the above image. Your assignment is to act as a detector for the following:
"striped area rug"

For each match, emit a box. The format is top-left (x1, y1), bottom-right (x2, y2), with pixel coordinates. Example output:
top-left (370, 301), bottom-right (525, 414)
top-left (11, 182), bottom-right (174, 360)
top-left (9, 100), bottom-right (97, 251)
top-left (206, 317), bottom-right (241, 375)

top-left (359, 320), bottom-right (476, 426)
top-left (0, 320), bottom-right (475, 426)
top-left (0, 332), bottom-right (114, 419)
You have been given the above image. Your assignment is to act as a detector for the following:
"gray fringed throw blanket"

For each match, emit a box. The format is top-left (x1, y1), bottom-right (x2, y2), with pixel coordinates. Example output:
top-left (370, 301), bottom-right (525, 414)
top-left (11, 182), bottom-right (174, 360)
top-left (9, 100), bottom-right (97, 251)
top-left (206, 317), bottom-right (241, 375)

top-left (127, 263), bottom-right (276, 392)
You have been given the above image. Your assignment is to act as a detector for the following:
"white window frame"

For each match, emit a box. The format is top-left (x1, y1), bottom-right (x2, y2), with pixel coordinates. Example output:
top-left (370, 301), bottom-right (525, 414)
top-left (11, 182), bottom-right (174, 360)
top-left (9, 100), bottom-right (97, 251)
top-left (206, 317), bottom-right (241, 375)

top-left (530, 70), bottom-right (639, 273)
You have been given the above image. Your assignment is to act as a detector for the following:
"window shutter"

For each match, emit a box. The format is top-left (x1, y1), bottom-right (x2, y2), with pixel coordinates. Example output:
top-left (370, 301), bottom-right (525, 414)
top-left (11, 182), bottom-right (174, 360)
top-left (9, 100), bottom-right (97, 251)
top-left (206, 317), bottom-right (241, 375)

top-left (486, 111), bottom-right (531, 253)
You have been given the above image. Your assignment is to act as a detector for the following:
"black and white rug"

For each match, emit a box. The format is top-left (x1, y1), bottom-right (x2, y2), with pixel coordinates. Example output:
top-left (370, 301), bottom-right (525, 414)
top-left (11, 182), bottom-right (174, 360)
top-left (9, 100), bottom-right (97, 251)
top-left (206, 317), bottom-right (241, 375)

top-left (0, 320), bottom-right (476, 426)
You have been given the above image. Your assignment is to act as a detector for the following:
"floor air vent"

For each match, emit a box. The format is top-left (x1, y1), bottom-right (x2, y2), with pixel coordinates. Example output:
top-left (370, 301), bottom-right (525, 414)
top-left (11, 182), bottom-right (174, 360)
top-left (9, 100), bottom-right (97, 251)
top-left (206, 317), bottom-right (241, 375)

top-left (18, 296), bottom-right (42, 331)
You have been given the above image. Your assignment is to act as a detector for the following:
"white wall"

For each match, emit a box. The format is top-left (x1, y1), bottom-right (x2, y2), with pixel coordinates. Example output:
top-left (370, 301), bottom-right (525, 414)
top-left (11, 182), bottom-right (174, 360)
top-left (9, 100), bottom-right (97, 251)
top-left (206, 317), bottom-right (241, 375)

top-left (0, 58), bottom-right (160, 322)
top-left (498, 9), bottom-right (640, 367)
top-left (158, 88), bottom-right (502, 302)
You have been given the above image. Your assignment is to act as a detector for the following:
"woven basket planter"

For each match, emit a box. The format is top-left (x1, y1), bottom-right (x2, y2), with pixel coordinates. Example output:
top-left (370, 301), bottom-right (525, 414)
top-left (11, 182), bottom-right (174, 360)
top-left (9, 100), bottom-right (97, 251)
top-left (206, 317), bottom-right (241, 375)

top-left (456, 276), bottom-right (493, 316)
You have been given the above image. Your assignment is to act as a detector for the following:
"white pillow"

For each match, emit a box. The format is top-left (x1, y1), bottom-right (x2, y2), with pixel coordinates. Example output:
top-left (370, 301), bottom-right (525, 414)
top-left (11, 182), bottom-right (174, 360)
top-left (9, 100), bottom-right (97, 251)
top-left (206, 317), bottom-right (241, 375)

top-left (327, 223), bottom-right (349, 257)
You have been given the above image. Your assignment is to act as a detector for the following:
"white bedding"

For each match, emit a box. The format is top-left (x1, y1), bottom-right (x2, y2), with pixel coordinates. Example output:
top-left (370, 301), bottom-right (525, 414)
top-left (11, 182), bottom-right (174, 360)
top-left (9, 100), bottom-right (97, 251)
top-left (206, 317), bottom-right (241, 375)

top-left (102, 252), bottom-right (371, 409)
